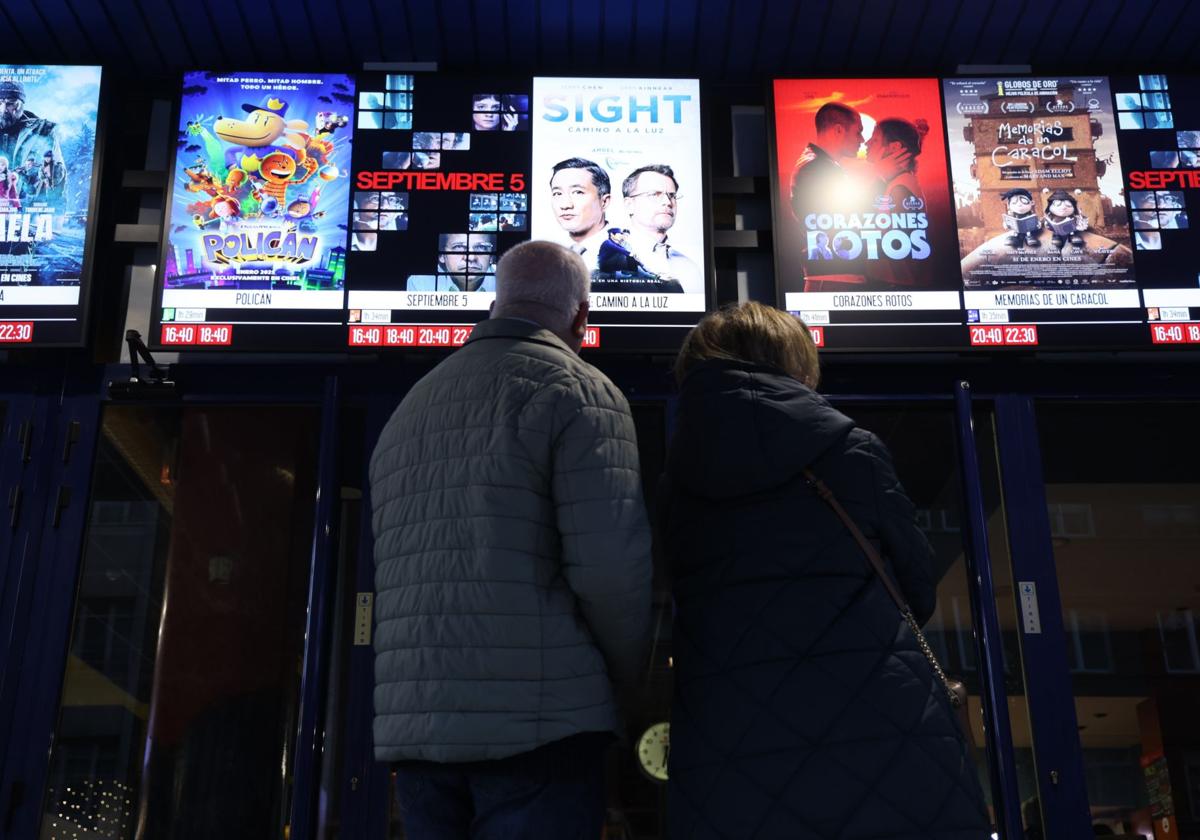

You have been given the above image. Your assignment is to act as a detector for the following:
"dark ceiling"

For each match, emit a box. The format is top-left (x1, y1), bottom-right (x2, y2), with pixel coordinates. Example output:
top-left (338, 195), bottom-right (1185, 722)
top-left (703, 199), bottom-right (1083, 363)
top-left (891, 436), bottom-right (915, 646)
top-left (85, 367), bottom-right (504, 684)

top-left (1, 0), bottom-right (1197, 82)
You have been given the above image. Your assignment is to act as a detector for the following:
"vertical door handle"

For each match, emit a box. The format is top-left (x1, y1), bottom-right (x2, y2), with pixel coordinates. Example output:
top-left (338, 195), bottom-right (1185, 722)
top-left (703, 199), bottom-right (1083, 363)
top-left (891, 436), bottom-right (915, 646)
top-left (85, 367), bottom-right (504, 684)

top-left (52, 487), bottom-right (71, 528)
top-left (17, 420), bottom-right (33, 463)
top-left (62, 421), bottom-right (81, 464)
top-left (8, 485), bottom-right (21, 529)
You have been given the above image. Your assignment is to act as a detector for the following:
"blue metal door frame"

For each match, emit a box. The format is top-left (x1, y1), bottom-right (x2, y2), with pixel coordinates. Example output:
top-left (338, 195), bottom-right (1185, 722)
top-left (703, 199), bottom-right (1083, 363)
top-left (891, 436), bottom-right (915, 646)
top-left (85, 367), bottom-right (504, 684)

top-left (0, 357), bottom-right (1166, 840)
top-left (0, 367), bottom-right (104, 837)
top-left (331, 395), bottom-right (395, 840)
top-left (954, 382), bottom-right (1025, 839)
top-left (991, 394), bottom-right (1104, 838)
top-left (0, 390), bottom-right (42, 718)
top-left (0, 363), bottom-right (83, 715)
top-left (0, 362), bottom-right (339, 839)
top-left (291, 375), bottom-right (343, 840)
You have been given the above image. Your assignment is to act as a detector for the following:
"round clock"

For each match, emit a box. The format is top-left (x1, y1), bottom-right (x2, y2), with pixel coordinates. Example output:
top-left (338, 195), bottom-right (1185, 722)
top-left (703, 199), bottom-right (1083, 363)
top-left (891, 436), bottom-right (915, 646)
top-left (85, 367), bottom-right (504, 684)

top-left (636, 721), bottom-right (670, 782)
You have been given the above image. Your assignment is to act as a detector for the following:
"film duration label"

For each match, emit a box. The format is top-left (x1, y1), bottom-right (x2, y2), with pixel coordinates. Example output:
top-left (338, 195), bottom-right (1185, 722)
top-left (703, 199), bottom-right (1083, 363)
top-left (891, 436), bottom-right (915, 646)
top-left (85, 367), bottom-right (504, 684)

top-left (969, 324), bottom-right (1039, 347)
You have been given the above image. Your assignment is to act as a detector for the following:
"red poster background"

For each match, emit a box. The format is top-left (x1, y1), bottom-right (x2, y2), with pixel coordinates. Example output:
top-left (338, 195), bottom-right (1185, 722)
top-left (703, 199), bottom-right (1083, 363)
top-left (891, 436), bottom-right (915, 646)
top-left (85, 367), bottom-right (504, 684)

top-left (772, 78), bottom-right (957, 294)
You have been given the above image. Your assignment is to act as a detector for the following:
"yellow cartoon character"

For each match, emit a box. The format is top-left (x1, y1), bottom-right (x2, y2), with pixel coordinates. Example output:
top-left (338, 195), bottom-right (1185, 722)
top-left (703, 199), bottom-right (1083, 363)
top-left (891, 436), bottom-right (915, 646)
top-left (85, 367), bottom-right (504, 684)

top-left (214, 95), bottom-right (309, 171)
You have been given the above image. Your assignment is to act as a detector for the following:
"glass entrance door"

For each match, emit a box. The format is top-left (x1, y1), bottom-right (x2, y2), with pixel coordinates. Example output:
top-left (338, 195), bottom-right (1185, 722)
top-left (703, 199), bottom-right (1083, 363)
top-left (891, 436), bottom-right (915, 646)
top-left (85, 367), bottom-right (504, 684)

top-left (321, 393), bottom-right (674, 840)
top-left (34, 403), bottom-right (322, 840)
top-left (836, 400), bottom-right (1013, 835)
top-left (326, 391), bottom-right (1019, 839)
top-left (1032, 401), bottom-right (1200, 838)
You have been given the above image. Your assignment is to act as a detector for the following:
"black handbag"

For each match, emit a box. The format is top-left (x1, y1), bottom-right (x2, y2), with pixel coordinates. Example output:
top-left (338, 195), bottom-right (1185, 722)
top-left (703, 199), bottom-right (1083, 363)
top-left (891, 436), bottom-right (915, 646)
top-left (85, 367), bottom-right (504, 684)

top-left (802, 468), bottom-right (968, 712)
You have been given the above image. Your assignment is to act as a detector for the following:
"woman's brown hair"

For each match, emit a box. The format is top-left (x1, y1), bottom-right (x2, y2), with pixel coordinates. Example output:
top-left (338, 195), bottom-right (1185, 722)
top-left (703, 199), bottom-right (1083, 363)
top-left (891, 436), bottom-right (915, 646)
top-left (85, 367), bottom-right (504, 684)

top-left (674, 301), bottom-right (820, 388)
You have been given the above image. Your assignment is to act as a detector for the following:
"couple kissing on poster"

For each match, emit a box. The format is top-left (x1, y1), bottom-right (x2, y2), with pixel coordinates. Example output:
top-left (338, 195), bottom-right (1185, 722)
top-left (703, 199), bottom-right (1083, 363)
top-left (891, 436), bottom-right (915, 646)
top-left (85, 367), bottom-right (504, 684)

top-left (787, 100), bottom-right (935, 292)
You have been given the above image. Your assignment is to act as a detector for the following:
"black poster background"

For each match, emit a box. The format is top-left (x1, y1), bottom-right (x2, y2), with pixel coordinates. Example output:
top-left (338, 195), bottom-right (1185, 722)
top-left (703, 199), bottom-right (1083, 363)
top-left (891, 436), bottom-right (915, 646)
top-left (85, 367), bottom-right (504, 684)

top-left (1112, 73), bottom-right (1199, 292)
top-left (345, 73), bottom-right (531, 327)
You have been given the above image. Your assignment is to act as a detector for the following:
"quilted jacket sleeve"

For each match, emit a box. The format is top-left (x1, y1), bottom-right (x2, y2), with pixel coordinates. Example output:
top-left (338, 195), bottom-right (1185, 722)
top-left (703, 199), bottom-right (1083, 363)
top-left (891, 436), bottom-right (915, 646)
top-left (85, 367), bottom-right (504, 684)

top-left (551, 381), bottom-right (653, 688)
top-left (865, 432), bottom-right (937, 625)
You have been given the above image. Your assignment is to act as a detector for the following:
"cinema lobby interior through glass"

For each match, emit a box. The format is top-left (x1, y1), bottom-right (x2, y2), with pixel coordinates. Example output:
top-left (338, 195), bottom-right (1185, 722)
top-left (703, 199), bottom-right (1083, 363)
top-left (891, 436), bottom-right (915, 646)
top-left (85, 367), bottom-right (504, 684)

top-left (1, 1), bottom-right (1198, 838)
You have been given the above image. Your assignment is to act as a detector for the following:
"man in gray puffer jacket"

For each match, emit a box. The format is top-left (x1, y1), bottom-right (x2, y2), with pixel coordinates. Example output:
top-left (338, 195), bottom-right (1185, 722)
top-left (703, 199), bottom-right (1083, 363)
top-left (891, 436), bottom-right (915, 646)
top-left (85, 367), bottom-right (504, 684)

top-left (370, 240), bottom-right (653, 837)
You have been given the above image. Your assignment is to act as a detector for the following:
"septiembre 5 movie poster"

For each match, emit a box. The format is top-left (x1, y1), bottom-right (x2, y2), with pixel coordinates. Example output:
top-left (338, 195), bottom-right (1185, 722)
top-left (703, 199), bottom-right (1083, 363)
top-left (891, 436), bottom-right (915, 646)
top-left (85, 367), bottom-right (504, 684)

top-left (772, 78), bottom-right (958, 296)
top-left (0, 65), bottom-right (102, 287)
top-left (1111, 74), bottom-right (1197, 287)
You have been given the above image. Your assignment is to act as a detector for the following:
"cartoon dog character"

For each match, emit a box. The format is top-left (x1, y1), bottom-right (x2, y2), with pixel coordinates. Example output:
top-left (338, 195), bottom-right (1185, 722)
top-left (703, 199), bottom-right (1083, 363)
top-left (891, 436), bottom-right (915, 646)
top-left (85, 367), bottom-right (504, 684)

top-left (214, 95), bottom-right (309, 171)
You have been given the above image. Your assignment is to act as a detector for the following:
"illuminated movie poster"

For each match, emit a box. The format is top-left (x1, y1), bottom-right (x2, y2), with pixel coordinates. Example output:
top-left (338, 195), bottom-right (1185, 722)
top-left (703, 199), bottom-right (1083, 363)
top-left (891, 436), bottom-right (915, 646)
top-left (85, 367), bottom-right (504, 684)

top-left (344, 71), bottom-right (532, 324)
top-left (0, 65), bottom-right (102, 289)
top-left (162, 71), bottom-right (354, 297)
top-left (530, 77), bottom-right (706, 313)
top-left (1111, 74), bottom-right (1200, 317)
top-left (944, 76), bottom-right (1134, 289)
top-left (773, 78), bottom-right (959, 298)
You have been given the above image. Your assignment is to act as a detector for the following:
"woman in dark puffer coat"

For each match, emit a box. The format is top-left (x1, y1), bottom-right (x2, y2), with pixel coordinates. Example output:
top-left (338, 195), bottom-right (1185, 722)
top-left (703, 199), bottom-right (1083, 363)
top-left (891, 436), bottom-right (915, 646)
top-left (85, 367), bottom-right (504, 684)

top-left (661, 302), bottom-right (990, 839)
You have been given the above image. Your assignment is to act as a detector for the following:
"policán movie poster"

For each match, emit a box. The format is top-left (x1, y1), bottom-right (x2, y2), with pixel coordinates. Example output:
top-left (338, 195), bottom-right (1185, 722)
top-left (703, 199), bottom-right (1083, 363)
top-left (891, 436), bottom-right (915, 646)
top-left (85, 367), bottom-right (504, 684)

top-left (0, 65), bottom-right (102, 288)
top-left (943, 76), bottom-right (1135, 289)
top-left (162, 71), bottom-right (355, 294)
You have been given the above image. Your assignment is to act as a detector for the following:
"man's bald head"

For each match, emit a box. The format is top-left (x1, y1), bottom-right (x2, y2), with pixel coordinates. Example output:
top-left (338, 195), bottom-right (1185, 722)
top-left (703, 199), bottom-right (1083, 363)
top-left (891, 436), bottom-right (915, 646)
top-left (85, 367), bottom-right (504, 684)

top-left (493, 241), bottom-right (591, 342)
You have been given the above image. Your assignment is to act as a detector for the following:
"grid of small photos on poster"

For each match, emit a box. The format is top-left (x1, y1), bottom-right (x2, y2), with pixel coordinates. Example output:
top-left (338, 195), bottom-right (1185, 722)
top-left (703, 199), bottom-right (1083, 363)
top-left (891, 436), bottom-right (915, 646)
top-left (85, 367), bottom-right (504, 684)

top-left (345, 73), bottom-right (535, 331)
top-left (358, 75), bottom-right (414, 130)
top-left (419, 92), bottom-right (532, 285)
top-left (1116, 74), bottom-right (1191, 253)
top-left (1131, 177), bottom-right (1189, 253)
top-left (465, 92), bottom-right (531, 237)
top-left (349, 78), bottom-right (533, 267)
top-left (352, 74), bottom-right (413, 252)
top-left (1115, 75), bottom-right (1174, 130)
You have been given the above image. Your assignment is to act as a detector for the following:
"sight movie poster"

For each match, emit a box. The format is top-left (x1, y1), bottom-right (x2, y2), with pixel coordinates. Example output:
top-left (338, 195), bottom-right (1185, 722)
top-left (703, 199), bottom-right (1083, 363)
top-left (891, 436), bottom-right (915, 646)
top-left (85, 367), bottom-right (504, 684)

top-left (530, 77), bottom-right (706, 309)
top-left (944, 76), bottom-right (1134, 289)
top-left (0, 65), bottom-right (102, 287)
top-left (162, 71), bottom-right (355, 294)
top-left (772, 78), bottom-right (958, 295)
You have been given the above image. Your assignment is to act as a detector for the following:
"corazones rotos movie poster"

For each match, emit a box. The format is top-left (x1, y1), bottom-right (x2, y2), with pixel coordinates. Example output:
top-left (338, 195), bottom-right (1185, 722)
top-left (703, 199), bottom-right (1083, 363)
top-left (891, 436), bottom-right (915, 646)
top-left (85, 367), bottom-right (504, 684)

top-left (772, 77), bottom-right (958, 296)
